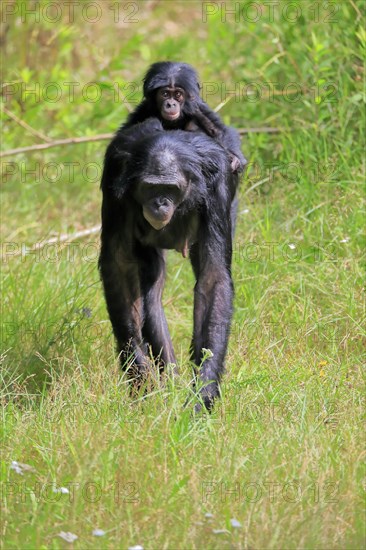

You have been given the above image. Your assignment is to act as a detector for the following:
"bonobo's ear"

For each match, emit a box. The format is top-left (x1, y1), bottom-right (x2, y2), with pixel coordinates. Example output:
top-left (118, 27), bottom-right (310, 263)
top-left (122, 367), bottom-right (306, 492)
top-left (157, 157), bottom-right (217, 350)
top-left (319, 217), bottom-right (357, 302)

top-left (101, 148), bottom-right (132, 200)
top-left (111, 150), bottom-right (132, 200)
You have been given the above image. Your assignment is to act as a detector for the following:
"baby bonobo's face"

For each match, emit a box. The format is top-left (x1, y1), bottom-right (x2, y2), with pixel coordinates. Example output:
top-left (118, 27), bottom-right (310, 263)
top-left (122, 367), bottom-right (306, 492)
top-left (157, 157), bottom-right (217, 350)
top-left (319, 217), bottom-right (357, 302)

top-left (156, 87), bottom-right (186, 122)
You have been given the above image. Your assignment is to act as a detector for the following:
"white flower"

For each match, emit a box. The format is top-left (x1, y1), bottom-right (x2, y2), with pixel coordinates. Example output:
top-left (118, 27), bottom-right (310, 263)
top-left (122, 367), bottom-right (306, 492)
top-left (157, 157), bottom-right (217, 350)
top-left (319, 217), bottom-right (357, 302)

top-left (58, 532), bottom-right (78, 543)
top-left (10, 461), bottom-right (23, 475)
top-left (92, 529), bottom-right (106, 537)
top-left (10, 461), bottom-right (35, 474)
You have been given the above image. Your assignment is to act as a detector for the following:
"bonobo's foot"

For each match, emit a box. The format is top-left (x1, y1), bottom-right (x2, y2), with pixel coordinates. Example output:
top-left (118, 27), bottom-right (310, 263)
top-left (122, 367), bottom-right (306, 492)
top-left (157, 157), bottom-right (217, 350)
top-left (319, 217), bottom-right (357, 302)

top-left (124, 356), bottom-right (179, 397)
top-left (119, 348), bottom-right (154, 391)
top-left (192, 381), bottom-right (220, 414)
top-left (126, 365), bottom-right (159, 398)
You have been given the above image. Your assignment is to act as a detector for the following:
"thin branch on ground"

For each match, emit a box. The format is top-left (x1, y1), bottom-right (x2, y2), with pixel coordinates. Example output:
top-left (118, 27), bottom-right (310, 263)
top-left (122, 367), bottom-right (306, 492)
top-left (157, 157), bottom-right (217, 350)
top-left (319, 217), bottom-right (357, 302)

top-left (3, 225), bottom-right (101, 260)
top-left (0, 127), bottom-right (285, 158)
top-left (2, 106), bottom-right (52, 143)
top-left (0, 134), bottom-right (113, 158)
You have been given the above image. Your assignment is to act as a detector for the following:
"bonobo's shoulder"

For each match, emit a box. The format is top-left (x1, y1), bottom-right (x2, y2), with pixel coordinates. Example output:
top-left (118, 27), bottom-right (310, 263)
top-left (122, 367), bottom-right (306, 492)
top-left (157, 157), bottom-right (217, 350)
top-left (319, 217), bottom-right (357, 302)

top-left (147, 130), bottom-right (229, 165)
top-left (117, 117), bottom-right (163, 138)
top-left (122, 100), bottom-right (158, 128)
top-left (181, 130), bottom-right (228, 156)
top-left (109, 118), bottom-right (164, 153)
top-left (152, 129), bottom-right (225, 150)
top-left (146, 131), bottom-right (231, 183)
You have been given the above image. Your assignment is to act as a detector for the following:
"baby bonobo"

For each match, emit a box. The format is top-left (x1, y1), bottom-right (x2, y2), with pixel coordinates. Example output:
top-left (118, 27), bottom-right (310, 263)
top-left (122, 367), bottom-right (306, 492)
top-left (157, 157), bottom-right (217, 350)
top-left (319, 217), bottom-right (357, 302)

top-left (122, 61), bottom-right (245, 174)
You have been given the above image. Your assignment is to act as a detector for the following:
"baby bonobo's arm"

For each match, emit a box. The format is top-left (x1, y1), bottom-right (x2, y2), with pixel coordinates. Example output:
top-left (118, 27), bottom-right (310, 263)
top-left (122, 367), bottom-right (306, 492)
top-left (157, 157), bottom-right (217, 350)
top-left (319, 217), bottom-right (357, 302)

top-left (185, 105), bottom-right (244, 174)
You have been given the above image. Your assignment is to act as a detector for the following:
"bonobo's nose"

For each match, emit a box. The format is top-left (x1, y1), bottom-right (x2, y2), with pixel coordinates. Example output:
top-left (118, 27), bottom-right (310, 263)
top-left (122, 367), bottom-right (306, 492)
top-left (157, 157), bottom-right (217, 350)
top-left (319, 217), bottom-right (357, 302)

top-left (154, 197), bottom-right (169, 208)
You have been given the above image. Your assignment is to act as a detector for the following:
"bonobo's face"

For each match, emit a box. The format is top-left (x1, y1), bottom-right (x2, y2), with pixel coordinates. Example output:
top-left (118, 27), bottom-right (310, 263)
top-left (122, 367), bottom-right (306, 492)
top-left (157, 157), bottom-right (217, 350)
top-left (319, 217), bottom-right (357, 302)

top-left (134, 181), bottom-right (186, 231)
top-left (156, 87), bottom-right (186, 122)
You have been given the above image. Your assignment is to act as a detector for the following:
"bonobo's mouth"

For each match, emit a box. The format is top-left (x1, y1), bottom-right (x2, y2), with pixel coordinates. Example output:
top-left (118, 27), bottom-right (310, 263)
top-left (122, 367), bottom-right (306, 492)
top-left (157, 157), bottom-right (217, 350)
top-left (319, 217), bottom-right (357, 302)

top-left (143, 208), bottom-right (171, 231)
top-left (162, 111), bottom-right (180, 121)
top-left (148, 219), bottom-right (169, 231)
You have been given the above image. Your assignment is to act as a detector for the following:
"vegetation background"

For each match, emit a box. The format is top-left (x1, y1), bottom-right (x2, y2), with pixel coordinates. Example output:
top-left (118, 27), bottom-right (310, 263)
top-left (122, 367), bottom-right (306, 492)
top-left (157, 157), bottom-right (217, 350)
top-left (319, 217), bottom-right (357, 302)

top-left (1, 0), bottom-right (365, 548)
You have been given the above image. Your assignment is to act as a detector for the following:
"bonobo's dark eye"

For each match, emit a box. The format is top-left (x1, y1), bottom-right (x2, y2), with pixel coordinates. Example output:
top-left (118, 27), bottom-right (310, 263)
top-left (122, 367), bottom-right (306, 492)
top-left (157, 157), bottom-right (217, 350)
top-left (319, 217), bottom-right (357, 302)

top-left (161, 90), bottom-right (169, 98)
top-left (174, 91), bottom-right (183, 101)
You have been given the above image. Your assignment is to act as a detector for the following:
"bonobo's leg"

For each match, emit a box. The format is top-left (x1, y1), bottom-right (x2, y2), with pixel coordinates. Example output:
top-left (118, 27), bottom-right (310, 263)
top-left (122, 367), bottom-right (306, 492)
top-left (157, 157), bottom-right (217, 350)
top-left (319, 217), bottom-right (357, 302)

top-left (99, 232), bottom-right (149, 378)
top-left (189, 231), bottom-right (234, 411)
top-left (139, 246), bottom-right (176, 369)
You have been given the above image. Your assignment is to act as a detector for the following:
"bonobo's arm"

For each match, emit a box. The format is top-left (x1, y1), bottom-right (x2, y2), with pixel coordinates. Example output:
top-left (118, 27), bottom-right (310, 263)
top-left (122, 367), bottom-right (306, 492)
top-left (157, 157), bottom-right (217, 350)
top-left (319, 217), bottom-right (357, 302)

top-left (99, 202), bottom-right (149, 377)
top-left (99, 228), bottom-right (176, 376)
top-left (189, 175), bottom-right (235, 411)
top-left (139, 246), bottom-right (176, 368)
top-left (99, 120), bottom-right (176, 380)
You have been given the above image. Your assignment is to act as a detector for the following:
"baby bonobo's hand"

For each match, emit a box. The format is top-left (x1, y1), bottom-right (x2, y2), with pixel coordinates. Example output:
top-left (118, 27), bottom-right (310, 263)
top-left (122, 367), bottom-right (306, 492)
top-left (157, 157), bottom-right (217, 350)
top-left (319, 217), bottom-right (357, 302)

top-left (230, 153), bottom-right (241, 173)
top-left (185, 119), bottom-right (200, 132)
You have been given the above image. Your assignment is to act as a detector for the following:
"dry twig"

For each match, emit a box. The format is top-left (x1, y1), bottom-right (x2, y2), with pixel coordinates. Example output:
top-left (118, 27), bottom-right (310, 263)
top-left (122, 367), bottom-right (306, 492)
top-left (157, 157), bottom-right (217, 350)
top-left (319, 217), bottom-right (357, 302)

top-left (3, 225), bottom-right (101, 260)
top-left (2, 106), bottom-right (52, 143)
top-left (0, 127), bottom-right (285, 158)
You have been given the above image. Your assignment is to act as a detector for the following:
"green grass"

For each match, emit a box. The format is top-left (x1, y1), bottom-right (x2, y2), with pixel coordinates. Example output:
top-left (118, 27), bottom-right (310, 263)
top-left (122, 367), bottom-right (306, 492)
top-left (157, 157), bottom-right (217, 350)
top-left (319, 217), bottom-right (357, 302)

top-left (1, 1), bottom-right (365, 548)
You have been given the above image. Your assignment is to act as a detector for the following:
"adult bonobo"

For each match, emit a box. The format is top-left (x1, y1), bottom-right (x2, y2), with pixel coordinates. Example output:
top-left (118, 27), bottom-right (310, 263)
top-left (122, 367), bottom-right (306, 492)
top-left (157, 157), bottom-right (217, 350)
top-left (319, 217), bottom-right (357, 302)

top-left (123, 61), bottom-right (246, 175)
top-left (99, 119), bottom-right (239, 411)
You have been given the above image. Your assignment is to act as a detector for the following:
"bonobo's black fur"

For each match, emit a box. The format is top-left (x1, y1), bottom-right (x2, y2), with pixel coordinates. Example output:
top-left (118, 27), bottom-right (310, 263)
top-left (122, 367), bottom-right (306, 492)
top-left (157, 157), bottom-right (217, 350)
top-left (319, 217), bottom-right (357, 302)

top-left (123, 61), bottom-right (246, 174)
top-left (99, 118), bottom-right (238, 410)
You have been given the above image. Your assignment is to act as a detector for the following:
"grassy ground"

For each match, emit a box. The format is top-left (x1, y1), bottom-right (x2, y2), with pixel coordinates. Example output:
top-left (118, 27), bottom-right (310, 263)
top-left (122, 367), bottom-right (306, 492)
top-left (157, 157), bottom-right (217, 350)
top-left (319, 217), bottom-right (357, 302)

top-left (1, 1), bottom-right (365, 548)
